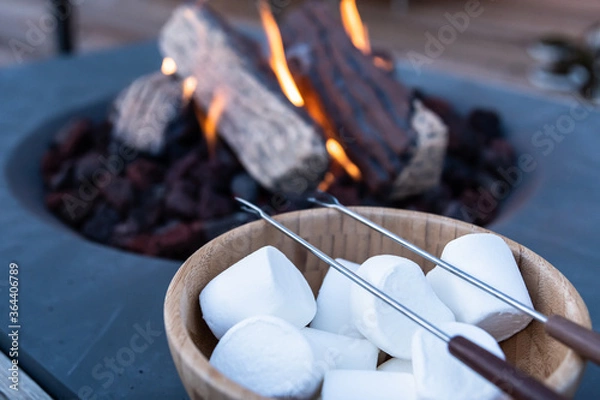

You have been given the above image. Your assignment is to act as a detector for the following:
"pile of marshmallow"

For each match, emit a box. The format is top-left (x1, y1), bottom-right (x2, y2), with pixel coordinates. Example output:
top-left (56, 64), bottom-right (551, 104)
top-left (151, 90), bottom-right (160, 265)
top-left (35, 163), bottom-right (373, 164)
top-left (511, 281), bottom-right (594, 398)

top-left (199, 233), bottom-right (534, 400)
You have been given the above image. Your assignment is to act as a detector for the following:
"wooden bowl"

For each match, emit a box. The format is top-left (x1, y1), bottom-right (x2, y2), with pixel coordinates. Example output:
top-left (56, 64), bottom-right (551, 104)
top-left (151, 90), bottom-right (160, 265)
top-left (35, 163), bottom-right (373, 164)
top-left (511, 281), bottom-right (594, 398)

top-left (164, 207), bottom-right (591, 399)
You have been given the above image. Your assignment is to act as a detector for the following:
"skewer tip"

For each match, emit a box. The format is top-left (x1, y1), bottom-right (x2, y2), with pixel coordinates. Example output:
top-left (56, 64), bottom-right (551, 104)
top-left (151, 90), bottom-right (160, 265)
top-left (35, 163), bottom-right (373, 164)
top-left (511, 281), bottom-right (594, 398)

top-left (307, 190), bottom-right (342, 207)
top-left (234, 197), bottom-right (265, 217)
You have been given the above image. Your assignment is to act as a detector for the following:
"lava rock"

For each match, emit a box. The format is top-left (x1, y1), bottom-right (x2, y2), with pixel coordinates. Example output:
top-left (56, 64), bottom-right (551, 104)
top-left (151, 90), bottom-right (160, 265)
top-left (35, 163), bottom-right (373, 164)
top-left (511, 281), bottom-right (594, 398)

top-left (126, 158), bottom-right (165, 191)
top-left (165, 180), bottom-right (198, 219)
top-left (41, 147), bottom-right (63, 183)
top-left (165, 151), bottom-right (199, 183)
top-left (482, 139), bottom-right (516, 173)
top-left (149, 222), bottom-right (202, 258)
top-left (48, 160), bottom-right (74, 191)
top-left (45, 190), bottom-right (95, 226)
top-left (55, 119), bottom-right (94, 159)
top-left (230, 173), bottom-right (260, 202)
top-left (468, 109), bottom-right (502, 145)
top-left (74, 152), bottom-right (103, 180)
top-left (100, 177), bottom-right (134, 214)
top-left (81, 204), bottom-right (121, 242)
top-left (442, 200), bottom-right (474, 224)
top-left (196, 185), bottom-right (235, 220)
top-left (199, 213), bottom-right (254, 243)
top-left (442, 157), bottom-right (476, 195)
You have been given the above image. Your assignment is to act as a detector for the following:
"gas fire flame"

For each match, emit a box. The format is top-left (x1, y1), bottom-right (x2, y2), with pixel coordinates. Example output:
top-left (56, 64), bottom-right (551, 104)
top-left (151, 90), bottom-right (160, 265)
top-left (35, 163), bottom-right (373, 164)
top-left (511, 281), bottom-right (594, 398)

top-left (182, 76), bottom-right (198, 103)
top-left (258, 0), bottom-right (305, 107)
top-left (161, 57), bottom-right (177, 76)
top-left (317, 172), bottom-right (336, 192)
top-left (194, 91), bottom-right (226, 159)
top-left (326, 139), bottom-right (362, 181)
top-left (340, 0), bottom-right (371, 55)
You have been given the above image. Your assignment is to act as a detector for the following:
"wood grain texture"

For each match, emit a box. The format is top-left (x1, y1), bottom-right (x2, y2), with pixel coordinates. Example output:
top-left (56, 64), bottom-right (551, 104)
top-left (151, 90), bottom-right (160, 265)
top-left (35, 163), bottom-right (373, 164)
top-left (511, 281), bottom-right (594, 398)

top-left (159, 3), bottom-right (329, 193)
top-left (164, 207), bottom-right (591, 400)
top-left (281, 1), bottom-right (418, 195)
top-left (110, 71), bottom-right (184, 155)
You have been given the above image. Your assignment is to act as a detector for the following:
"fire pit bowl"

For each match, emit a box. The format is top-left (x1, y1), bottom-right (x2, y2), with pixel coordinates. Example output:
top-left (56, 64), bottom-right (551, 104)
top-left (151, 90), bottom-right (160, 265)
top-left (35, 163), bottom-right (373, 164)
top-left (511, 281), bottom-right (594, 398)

top-left (164, 207), bottom-right (590, 400)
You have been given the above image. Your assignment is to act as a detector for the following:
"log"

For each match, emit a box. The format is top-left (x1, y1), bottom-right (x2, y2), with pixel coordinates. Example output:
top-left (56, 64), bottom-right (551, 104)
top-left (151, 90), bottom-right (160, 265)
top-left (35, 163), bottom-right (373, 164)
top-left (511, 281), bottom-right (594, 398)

top-left (110, 71), bottom-right (186, 155)
top-left (280, 1), bottom-right (447, 197)
top-left (392, 99), bottom-right (448, 199)
top-left (159, 3), bottom-right (329, 194)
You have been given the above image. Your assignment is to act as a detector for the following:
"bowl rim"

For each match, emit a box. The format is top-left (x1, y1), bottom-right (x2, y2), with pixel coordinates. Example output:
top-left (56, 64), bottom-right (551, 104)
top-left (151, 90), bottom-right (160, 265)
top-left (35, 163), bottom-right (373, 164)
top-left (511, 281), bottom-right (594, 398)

top-left (164, 207), bottom-right (591, 399)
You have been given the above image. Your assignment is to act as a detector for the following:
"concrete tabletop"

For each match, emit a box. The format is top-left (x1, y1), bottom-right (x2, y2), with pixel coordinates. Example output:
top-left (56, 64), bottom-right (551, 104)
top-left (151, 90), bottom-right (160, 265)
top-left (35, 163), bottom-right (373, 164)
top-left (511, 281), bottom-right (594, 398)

top-left (0, 42), bottom-right (598, 399)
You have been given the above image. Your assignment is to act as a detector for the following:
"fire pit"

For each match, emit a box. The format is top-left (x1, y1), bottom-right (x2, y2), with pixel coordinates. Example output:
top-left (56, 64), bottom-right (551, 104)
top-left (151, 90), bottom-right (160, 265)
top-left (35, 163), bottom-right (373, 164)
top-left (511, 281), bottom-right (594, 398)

top-left (1, 4), bottom-right (600, 400)
top-left (42, 1), bottom-right (522, 262)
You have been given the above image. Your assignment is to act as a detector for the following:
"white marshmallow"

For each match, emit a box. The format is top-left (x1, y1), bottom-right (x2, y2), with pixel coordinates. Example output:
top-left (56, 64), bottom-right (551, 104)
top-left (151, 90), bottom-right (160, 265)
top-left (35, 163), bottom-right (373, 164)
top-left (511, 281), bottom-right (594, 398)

top-left (301, 327), bottom-right (379, 372)
top-left (412, 321), bottom-right (505, 400)
top-left (199, 246), bottom-right (316, 339)
top-left (377, 357), bottom-right (412, 374)
top-left (322, 370), bottom-right (416, 400)
top-left (351, 255), bottom-right (455, 359)
top-left (210, 315), bottom-right (321, 399)
top-left (427, 233), bottom-right (534, 341)
top-left (310, 259), bottom-right (364, 338)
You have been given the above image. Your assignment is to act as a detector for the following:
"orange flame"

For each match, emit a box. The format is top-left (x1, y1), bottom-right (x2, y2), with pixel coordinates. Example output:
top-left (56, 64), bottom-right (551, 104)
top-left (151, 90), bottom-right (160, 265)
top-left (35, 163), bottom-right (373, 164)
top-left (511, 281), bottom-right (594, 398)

top-left (326, 139), bottom-right (361, 181)
top-left (373, 55), bottom-right (394, 71)
top-left (161, 57), bottom-right (177, 76)
top-left (258, 0), bottom-right (304, 107)
top-left (182, 76), bottom-right (198, 103)
top-left (317, 172), bottom-right (336, 192)
top-left (340, 0), bottom-right (371, 55)
top-left (194, 91), bottom-right (226, 159)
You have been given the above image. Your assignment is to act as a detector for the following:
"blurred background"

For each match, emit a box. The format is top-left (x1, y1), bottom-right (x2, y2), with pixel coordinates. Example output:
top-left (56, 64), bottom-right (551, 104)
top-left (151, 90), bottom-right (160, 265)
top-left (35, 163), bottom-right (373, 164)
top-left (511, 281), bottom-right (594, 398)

top-left (1, 0), bottom-right (599, 89)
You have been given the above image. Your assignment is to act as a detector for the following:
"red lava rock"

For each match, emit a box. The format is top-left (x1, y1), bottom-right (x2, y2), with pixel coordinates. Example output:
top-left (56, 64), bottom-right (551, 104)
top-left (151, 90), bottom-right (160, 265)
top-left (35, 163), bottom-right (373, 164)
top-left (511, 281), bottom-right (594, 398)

top-left (122, 233), bottom-right (159, 256)
top-left (74, 151), bottom-right (103, 180)
top-left (199, 213), bottom-right (253, 242)
top-left (41, 147), bottom-right (63, 183)
top-left (230, 173), bottom-right (259, 202)
top-left (460, 188), bottom-right (498, 226)
top-left (100, 177), bottom-right (134, 214)
top-left (81, 204), bottom-right (121, 242)
top-left (130, 186), bottom-right (166, 230)
top-left (419, 94), bottom-right (453, 117)
top-left (165, 151), bottom-right (199, 183)
top-left (45, 191), bottom-right (95, 226)
top-left (422, 96), bottom-right (480, 162)
top-left (328, 180), bottom-right (362, 206)
top-left (55, 119), bottom-right (94, 159)
top-left (165, 181), bottom-right (198, 219)
top-left (483, 139), bottom-right (516, 171)
top-left (43, 96), bottom-right (518, 261)
top-left (468, 109), bottom-right (502, 145)
top-left (126, 158), bottom-right (164, 191)
top-left (92, 121), bottom-right (112, 150)
top-left (196, 185), bottom-right (235, 220)
top-left (113, 216), bottom-right (141, 238)
top-left (149, 223), bottom-right (202, 258)
top-left (442, 200), bottom-right (474, 224)
top-left (48, 160), bottom-right (74, 191)
top-left (442, 157), bottom-right (476, 195)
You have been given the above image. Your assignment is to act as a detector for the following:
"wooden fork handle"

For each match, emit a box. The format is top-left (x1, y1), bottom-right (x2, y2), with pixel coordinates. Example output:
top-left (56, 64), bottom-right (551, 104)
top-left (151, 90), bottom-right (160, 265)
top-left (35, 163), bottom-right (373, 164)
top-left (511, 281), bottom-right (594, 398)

top-left (449, 335), bottom-right (566, 400)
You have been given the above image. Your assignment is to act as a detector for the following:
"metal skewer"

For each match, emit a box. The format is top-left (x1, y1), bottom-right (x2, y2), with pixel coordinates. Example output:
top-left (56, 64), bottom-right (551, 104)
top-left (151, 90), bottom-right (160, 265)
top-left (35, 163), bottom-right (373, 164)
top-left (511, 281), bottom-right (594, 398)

top-left (236, 197), bottom-right (565, 400)
top-left (307, 191), bottom-right (600, 366)
top-left (308, 191), bottom-right (547, 323)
